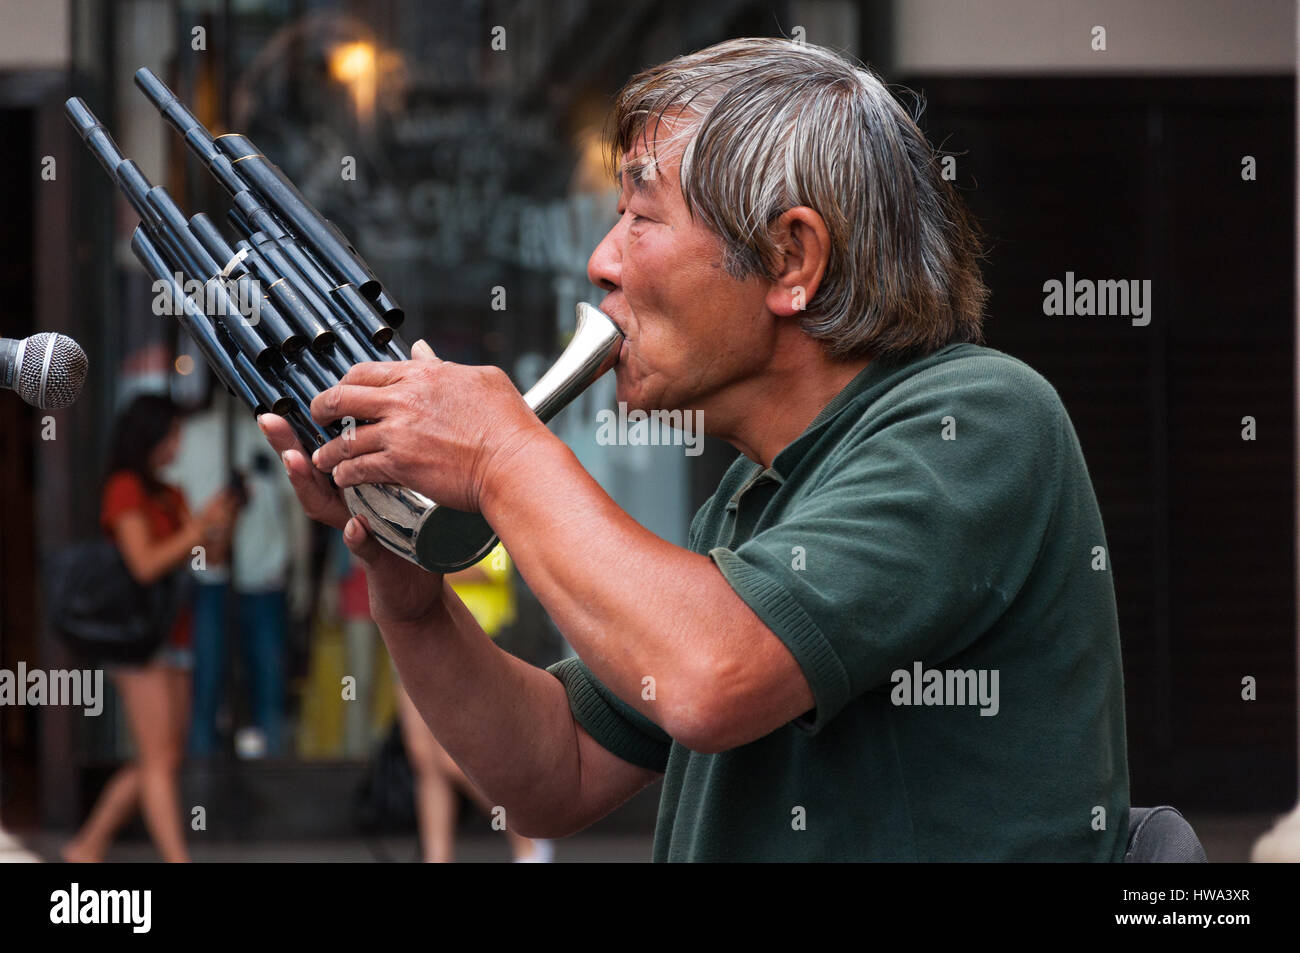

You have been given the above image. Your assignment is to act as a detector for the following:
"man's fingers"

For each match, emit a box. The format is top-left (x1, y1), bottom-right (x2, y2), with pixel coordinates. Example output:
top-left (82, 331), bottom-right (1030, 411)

top-left (310, 424), bottom-right (386, 473)
top-left (310, 383), bottom-right (397, 427)
top-left (338, 361), bottom-right (407, 387)
top-left (259, 414), bottom-right (352, 529)
top-left (282, 448), bottom-right (353, 528)
top-left (331, 455), bottom-right (395, 490)
top-left (341, 515), bottom-right (388, 565)
top-left (258, 412), bottom-right (306, 457)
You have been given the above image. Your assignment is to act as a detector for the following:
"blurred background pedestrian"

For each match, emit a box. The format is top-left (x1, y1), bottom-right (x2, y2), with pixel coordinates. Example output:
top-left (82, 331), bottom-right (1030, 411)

top-left (62, 394), bottom-right (240, 862)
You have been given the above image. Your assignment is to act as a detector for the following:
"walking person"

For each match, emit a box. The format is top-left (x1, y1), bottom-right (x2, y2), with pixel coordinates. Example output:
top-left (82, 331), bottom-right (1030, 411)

top-left (63, 394), bottom-right (239, 862)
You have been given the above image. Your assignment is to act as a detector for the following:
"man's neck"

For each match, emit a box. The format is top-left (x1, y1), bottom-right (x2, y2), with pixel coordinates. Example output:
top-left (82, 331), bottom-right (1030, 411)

top-left (707, 343), bottom-right (870, 469)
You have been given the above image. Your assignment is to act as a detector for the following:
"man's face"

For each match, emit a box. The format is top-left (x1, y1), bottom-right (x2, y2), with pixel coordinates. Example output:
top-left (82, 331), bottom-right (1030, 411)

top-left (586, 128), bottom-right (773, 416)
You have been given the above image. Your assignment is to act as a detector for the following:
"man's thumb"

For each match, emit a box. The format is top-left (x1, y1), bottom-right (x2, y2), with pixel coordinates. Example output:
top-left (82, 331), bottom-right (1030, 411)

top-left (412, 339), bottom-right (438, 361)
top-left (342, 515), bottom-right (385, 564)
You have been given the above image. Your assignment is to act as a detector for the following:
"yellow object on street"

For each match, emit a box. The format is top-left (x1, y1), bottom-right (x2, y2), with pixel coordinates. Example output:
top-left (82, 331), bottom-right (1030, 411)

top-left (450, 542), bottom-right (516, 638)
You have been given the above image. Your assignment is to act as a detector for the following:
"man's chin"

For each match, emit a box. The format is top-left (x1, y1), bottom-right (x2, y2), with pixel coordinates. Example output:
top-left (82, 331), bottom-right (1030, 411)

top-left (613, 369), bottom-right (645, 411)
top-left (614, 392), bottom-right (652, 414)
top-left (614, 367), bottom-right (690, 415)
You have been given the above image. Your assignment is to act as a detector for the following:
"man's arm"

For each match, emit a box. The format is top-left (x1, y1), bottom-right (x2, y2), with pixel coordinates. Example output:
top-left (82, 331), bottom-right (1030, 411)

top-left (478, 430), bottom-right (815, 753)
top-left (304, 353), bottom-right (811, 754)
top-left (261, 413), bottom-right (658, 837)
top-left (381, 587), bottom-right (661, 837)
top-left (308, 356), bottom-right (818, 754)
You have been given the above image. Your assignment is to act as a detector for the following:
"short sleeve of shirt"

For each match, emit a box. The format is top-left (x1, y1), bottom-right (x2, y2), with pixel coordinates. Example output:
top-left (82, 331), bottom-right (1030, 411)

top-left (166, 486), bottom-right (191, 524)
top-left (547, 656), bottom-right (671, 772)
top-left (707, 355), bottom-right (1068, 735)
top-left (101, 471), bottom-right (150, 535)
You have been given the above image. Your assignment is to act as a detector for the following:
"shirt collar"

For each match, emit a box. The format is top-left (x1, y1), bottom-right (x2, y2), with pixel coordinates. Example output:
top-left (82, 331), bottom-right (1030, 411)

top-left (766, 359), bottom-right (887, 478)
top-left (726, 360), bottom-right (883, 501)
top-left (766, 344), bottom-right (968, 478)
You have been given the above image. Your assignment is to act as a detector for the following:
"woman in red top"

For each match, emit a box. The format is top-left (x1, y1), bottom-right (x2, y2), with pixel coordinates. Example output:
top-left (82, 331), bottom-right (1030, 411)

top-left (63, 394), bottom-right (239, 863)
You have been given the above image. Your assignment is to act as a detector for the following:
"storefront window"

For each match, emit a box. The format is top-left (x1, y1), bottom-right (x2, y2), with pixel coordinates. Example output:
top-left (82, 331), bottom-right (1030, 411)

top-left (61, 0), bottom-right (767, 780)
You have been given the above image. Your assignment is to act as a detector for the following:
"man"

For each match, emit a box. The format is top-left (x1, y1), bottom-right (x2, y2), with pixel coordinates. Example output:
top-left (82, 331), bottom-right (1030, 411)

top-left (260, 38), bottom-right (1130, 861)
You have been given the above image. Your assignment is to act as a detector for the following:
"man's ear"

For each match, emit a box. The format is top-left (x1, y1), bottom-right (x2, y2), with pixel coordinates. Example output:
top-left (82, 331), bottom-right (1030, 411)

top-left (765, 206), bottom-right (831, 318)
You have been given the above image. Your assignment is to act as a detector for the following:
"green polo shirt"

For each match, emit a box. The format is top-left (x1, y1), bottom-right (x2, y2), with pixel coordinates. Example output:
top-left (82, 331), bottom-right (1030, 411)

top-left (548, 342), bottom-right (1130, 861)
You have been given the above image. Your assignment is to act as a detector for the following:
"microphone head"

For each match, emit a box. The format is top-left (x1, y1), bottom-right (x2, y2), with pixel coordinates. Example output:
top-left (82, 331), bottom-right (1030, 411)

top-left (17, 332), bottom-right (88, 410)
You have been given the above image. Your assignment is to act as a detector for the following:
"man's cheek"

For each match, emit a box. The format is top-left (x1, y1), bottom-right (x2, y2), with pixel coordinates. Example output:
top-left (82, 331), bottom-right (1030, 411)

top-left (620, 259), bottom-right (661, 310)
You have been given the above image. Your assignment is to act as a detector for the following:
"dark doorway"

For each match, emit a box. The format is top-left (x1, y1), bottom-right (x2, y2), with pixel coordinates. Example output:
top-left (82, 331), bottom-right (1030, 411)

top-left (902, 75), bottom-right (1296, 811)
top-left (0, 104), bottom-right (39, 827)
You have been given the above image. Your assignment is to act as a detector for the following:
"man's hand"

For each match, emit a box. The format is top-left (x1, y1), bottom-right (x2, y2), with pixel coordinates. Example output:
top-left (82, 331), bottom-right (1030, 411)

top-left (307, 341), bottom-right (547, 514)
top-left (257, 413), bottom-right (444, 627)
top-left (257, 414), bottom-right (351, 529)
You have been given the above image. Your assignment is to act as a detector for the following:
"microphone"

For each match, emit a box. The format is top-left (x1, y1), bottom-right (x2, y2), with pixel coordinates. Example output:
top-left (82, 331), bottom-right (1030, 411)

top-left (0, 332), bottom-right (89, 410)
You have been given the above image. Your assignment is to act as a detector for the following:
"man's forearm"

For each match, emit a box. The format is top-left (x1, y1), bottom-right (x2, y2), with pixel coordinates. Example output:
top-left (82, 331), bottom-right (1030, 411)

top-left (480, 430), bottom-right (748, 739)
top-left (377, 580), bottom-right (586, 835)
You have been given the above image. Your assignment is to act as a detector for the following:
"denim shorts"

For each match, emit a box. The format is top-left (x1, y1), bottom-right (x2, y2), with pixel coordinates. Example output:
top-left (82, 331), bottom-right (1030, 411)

top-left (105, 641), bottom-right (194, 675)
top-left (156, 642), bottom-right (195, 671)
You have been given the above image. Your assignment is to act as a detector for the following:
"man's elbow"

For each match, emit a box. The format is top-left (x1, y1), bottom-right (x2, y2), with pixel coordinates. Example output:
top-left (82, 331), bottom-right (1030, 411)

top-left (503, 811), bottom-right (558, 840)
top-left (659, 666), bottom-right (741, 755)
top-left (660, 652), bottom-right (793, 754)
top-left (666, 709), bottom-right (749, 755)
top-left (506, 800), bottom-right (611, 840)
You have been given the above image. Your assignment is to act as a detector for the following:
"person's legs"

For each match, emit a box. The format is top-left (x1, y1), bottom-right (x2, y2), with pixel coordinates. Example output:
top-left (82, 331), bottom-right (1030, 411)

top-left (342, 618), bottom-right (377, 758)
top-left (240, 589), bottom-right (287, 756)
top-left (117, 663), bottom-right (191, 862)
top-left (396, 681), bottom-right (459, 862)
top-left (61, 759), bottom-right (139, 862)
top-left (163, 658), bottom-right (194, 841)
top-left (166, 662), bottom-right (193, 766)
top-left (395, 679), bottom-right (545, 862)
top-left (424, 723), bottom-right (545, 861)
top-left (187, 581), bottom-right (228, 758)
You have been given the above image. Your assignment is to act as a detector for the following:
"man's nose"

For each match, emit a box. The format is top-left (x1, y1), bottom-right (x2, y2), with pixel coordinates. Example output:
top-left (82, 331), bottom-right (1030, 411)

top-left (587, 220), bottom-right (622, 292)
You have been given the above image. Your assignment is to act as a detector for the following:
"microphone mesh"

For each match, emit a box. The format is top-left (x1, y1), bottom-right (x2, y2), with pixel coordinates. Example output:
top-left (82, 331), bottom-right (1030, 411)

top-left (19, 332), bottom-right (88, 410)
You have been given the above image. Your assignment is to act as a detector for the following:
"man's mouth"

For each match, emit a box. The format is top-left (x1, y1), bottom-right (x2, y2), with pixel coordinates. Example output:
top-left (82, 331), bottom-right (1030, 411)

top-left (598, 299), bottom-right (631, 363)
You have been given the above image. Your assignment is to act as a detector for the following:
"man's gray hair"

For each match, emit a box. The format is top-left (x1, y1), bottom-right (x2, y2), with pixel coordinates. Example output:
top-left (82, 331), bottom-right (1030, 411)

top-left (610, 37), bottom-right (988, 361)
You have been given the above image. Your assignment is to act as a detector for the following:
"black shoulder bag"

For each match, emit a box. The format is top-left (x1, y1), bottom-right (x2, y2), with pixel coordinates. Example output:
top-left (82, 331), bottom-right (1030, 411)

top-left (45, 539), bottom-right (193, 665)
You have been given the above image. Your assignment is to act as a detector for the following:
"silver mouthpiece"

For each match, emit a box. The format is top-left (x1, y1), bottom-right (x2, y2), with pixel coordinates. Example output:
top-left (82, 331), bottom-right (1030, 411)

top-left (342, 302), bottom-right (623, 572)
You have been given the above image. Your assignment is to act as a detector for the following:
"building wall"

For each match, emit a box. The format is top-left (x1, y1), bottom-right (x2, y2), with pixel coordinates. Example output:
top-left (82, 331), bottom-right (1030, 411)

top-left (895, 0), bottom-right (1294, 74)
top-left (0, 0), bottom-right (68, 69)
